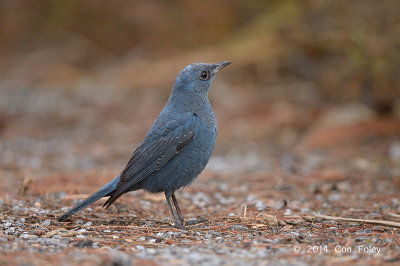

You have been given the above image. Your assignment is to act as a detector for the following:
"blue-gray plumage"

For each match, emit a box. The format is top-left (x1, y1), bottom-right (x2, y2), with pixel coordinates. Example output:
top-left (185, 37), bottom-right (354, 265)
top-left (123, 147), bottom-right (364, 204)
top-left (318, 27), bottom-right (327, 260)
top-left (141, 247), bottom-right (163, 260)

top-left (58, 61), bottom-right (231, 228)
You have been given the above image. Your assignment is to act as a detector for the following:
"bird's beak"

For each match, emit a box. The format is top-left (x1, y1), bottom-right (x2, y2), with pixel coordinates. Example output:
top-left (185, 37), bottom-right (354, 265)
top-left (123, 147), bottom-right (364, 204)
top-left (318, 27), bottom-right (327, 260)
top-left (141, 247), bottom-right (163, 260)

top-left (212, 61), bottom-right (231, 75)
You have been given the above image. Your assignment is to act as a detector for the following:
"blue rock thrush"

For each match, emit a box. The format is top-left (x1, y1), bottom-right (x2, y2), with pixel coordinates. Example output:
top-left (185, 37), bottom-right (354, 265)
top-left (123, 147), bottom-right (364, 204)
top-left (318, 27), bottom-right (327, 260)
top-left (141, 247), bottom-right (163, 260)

top-left (58, 61), bottom-right (231, 228)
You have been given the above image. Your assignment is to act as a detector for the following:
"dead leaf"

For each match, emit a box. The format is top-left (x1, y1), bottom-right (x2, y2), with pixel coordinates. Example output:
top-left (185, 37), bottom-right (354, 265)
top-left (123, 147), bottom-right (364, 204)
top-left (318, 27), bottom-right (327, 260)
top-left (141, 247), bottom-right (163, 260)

top-left (259, 214), bottom-right (278, 228)
top-left (44, 230), bottom-right (58, 238)
top-left (280, 224), bottom-right (293, 232)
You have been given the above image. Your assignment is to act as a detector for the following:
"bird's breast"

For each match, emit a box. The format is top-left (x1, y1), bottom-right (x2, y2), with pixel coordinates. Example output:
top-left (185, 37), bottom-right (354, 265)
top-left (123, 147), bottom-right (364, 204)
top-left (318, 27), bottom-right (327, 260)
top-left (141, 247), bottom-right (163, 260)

top-left (191, 116), bottom-right (217, 163)
top-left (141, 110), bottom-right (217, 193)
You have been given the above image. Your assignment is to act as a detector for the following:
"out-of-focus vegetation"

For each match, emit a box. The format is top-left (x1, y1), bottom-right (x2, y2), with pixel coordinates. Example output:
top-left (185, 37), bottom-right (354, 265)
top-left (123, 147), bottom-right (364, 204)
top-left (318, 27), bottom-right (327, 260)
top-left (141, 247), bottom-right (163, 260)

top-left (1, 0), bottom-right (399, 110)
top-left (1, 3), bottom-right (400, 265)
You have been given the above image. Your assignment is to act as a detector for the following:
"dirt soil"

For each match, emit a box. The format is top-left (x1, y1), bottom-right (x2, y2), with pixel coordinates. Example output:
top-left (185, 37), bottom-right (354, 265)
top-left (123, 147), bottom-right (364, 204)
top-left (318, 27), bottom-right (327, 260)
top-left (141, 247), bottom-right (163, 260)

top-left (1, 66), bottom-right (400, 266)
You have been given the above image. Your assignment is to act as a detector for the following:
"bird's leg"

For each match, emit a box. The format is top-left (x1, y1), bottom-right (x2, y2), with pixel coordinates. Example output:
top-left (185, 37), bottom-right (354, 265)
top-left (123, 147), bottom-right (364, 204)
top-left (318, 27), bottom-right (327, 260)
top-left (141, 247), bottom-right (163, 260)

top-left (165, 192), bottom-right (185, 229)
top-left (171, 193), bottom-right (184, 223)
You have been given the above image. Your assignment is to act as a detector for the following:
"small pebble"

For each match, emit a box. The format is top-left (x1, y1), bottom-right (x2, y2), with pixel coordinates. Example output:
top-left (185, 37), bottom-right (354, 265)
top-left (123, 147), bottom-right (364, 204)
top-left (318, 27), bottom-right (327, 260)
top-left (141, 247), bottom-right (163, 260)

top-left (83, 222), bottom-right (92, 226)
top-left (42, 220), bottom-right (51, 226)
top-left (283, 209), bottom-right (292, 216)
top-left (20, 234), bottom-right (38, 240)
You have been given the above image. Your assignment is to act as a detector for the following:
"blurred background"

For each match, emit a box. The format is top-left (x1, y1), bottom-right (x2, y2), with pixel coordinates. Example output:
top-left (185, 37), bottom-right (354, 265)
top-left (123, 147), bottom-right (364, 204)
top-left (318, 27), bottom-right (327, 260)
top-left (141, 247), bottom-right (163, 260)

top-left (0, 0), bottom-right (399, 195)
top-left (2, 2), bottom-right (400, 264)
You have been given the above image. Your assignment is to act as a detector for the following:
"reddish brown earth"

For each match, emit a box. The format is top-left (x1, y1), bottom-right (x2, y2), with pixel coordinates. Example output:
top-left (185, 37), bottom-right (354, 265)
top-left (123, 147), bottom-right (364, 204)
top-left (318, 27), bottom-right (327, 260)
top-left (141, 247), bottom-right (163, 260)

top-left (1, 69), bottom-right (400, 265)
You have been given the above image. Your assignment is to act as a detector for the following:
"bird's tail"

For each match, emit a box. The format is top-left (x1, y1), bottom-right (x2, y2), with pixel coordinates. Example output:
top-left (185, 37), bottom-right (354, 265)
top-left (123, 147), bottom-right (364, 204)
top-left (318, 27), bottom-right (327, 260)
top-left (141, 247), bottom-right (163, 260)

top-left (57, 175), bottom-right (120, 222)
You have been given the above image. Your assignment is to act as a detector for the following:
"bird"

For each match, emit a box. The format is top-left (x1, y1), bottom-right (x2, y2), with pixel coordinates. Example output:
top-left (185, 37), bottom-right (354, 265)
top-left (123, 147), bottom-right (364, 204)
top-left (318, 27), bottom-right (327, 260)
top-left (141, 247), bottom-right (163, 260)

top-left (58, 61), bottom-right (231, 228)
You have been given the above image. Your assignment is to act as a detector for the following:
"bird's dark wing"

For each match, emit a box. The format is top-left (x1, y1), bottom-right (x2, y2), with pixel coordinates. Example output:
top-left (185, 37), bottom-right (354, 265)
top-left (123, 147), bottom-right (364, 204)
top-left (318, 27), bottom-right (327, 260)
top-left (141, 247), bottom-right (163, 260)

top-left (103, 114), bottom-right (197, 208)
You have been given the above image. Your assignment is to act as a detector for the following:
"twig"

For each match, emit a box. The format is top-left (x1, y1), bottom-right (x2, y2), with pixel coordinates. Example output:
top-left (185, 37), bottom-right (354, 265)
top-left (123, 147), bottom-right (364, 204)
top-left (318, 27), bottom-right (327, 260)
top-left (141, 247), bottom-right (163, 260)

top-left (312, 213), bottom-right (400, 228)
top-left (386, 212), bottom-right (400, 219)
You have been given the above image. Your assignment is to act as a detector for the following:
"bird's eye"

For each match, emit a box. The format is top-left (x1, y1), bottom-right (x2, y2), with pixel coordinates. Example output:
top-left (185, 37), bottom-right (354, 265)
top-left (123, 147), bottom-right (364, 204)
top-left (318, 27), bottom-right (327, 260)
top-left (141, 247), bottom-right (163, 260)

top-left (199, 70), bottom-right (209, 80)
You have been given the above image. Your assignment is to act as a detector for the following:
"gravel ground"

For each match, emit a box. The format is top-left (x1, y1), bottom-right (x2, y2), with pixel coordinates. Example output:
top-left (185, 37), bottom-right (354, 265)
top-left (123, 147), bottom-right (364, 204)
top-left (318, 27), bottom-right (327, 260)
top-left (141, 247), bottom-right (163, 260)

top-left (1, 80), bottom-right (400, 265)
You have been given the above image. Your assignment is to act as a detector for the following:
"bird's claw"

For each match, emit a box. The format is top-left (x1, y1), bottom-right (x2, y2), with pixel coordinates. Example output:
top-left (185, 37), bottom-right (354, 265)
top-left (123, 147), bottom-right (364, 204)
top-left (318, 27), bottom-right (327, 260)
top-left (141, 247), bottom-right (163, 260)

top-left (174, 222), bottom-right (186, 230)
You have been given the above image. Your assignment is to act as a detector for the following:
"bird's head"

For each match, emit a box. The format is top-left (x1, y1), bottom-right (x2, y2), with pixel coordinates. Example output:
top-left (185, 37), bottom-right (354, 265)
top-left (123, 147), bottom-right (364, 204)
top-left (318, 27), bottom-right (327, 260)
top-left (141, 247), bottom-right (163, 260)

top-left (173, 61), bottom-right (231, 95)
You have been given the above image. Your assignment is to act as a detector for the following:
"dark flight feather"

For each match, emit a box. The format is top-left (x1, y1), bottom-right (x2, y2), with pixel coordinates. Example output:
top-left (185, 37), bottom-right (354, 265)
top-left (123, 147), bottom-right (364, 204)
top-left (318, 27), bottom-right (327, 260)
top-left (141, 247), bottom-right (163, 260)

top-left (102, 115), bottom-right (197, 208)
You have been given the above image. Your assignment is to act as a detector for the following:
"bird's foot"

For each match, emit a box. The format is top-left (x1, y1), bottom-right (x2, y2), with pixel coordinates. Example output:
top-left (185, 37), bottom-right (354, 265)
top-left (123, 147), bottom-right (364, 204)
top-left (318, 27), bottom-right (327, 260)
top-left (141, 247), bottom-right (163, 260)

top-left (174, 221), bottom-right (186, 230)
